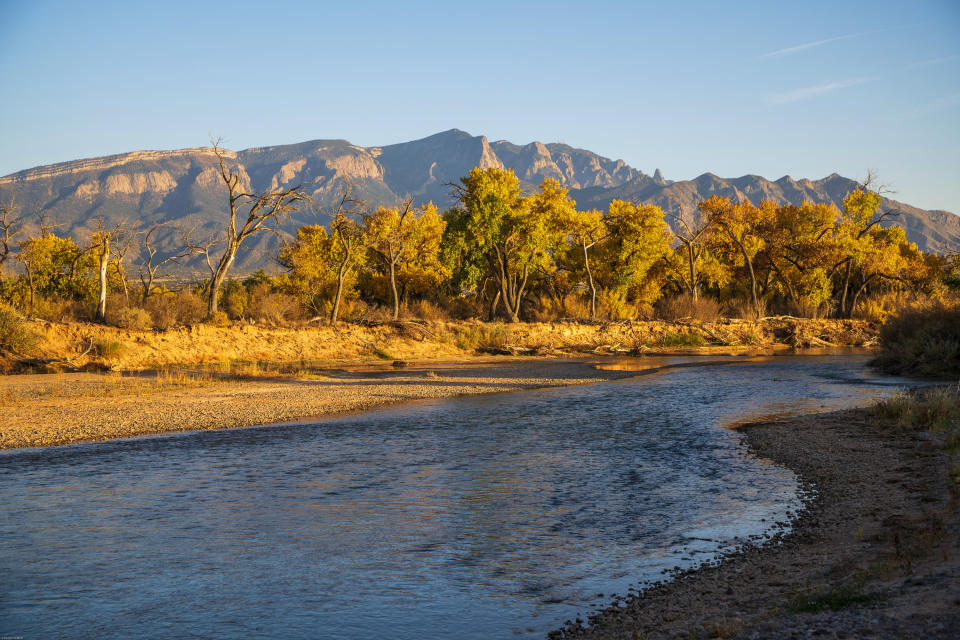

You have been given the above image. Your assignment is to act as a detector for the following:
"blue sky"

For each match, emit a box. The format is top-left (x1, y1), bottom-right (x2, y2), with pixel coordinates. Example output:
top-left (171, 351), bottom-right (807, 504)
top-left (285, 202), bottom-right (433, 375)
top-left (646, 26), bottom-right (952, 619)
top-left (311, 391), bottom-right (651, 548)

top-left (1, 0), bottom-right (958, 211)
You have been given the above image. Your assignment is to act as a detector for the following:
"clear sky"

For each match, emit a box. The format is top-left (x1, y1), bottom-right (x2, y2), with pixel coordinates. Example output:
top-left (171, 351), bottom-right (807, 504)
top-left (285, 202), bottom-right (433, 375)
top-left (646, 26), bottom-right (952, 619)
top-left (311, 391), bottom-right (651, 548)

top-left (1, 0), bottom-right (958, 211)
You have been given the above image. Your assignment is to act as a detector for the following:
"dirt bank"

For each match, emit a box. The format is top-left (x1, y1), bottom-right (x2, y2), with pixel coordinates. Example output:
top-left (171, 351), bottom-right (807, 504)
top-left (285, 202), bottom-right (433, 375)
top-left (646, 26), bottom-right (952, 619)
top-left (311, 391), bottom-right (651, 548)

top-left (551, 408), bottom-right (960, 639)
top-left (0, 359), bottom-right (635, 449)
top-left (14, 317), bottom-right (877, 371)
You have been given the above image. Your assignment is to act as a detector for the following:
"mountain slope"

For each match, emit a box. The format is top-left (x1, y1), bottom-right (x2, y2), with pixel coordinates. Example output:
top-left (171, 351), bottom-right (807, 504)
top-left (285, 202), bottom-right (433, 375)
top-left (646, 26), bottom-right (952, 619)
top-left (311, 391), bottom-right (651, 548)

top-left (1, 130), bottom-right (956, 274)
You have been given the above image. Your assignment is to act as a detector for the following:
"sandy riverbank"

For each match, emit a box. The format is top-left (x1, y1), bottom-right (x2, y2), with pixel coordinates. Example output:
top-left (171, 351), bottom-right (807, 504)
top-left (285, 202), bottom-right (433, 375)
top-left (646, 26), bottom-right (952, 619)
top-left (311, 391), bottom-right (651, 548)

top-left (0, 358), bottom-right (637, 449)
top-left (552, 407), bottom-right (960, 639)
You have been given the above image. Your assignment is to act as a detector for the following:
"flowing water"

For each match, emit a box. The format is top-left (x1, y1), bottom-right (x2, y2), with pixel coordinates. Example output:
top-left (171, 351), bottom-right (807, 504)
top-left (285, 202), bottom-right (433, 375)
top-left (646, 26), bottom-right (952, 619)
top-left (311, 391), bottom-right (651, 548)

top-left (0, 354), bottom-right (910, 638)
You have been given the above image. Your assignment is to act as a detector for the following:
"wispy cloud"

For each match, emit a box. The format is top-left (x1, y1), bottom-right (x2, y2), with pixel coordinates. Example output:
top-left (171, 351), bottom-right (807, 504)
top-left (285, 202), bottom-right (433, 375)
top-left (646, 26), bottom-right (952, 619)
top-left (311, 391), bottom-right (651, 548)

top-left (767, 78), bottom-right (872, 105)
top-left (761, 33), bottom-right (860, 58)
top-left (903, 92), bottom-right (960, 119)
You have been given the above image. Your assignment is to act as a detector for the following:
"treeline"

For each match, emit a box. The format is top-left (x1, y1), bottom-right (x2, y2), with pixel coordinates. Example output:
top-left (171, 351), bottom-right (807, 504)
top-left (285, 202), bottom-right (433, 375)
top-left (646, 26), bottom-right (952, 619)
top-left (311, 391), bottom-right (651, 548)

top-left (0, 164), bottom-right (958, 329)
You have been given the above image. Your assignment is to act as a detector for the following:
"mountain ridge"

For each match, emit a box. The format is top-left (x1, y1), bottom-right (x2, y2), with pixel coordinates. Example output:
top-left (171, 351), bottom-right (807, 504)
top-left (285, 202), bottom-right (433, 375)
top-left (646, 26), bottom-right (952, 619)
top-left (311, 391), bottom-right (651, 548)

top-left (1, 130), bottom-right (956, 273)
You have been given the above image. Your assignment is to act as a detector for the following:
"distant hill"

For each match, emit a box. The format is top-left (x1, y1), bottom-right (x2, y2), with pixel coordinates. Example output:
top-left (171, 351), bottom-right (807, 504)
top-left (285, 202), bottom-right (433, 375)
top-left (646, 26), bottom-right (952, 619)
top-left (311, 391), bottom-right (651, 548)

top-left (1, 129), bottom-right (956, 274)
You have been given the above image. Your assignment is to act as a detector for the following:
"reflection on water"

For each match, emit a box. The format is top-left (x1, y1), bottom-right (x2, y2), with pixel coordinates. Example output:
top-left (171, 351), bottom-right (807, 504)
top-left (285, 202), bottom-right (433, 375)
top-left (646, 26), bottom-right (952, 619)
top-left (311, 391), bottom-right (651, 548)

top-left (0, 355), bottom-right (909, 639)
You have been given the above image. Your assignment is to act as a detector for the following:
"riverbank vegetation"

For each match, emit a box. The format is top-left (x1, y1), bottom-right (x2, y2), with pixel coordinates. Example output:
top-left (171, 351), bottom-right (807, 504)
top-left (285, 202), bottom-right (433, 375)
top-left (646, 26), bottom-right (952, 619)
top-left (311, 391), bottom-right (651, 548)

top-left (872, 299), bottom-right (960, 378)
top-left (0, 168), bottom-right (957, 335)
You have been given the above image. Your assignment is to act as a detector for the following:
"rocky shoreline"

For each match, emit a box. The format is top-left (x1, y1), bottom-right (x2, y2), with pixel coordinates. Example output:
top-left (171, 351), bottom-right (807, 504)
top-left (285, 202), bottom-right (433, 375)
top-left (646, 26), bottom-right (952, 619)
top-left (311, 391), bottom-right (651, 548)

top-left (551, 407), bottom-right (960, 639)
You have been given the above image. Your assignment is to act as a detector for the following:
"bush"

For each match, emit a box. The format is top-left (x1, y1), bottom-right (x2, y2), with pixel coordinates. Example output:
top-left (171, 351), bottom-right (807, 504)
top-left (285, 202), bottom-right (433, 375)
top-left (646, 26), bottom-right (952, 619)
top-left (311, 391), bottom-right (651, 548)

top-left (208, 311), bottom-right (230, 327)
top-left (144, 291), bottom-right (206, 329)
top-left (93, 338), bottom-right (125, 360)
top-left (454, 322), bottom-right (514, 352)
top-left (656, 294), bottom-right (721, 322)
top-left (0, 304), bottom-right (40, 355)
top-left (110, 306), bottom-right (152, 331)
top-left (874, 299), bottom-right (960, 377)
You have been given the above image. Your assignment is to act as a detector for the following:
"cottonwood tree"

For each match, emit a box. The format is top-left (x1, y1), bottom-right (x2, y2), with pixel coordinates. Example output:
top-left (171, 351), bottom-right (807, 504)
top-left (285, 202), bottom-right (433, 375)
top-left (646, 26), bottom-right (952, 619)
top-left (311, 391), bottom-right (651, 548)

top-left (327, 187), bottom-right (365, 325)
top-left (699, 196), bottom-right (771, 318)
top-left (564, 207), bottom-right (605, 318)
top-left (205, 139), bottom-right (313, 318)
top-left (137, 223), bottom-right (191, 304)
top-left (363, 199), bottom-right (446, 320)
top-left (595, 200), bottom-right (672, 313)
top-left (88, 218), bottom-right (131, 323)
top-left (667, 207), bottom-right (723, 301)
top-left (445, 171), bottom-right (565, 323)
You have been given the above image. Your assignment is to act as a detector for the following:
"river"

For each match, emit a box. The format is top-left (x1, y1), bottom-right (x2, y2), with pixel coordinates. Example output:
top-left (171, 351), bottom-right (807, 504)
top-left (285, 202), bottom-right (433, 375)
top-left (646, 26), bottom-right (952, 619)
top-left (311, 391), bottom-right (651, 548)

top-left (0, 354), bottom-right (909, 638)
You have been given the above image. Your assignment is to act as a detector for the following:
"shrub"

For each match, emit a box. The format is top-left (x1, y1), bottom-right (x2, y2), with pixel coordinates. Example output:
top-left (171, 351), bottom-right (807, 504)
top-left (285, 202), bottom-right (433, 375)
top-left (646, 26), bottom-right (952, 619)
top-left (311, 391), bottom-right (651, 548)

top-left (144, 290), bottom-right (206, 329)
top-left (407, 299), bottom-right (451, 322)
top-left (655, 294), bottom-right (721, 322)
top-left (110, 306), bottom-right (152, 331)
top-left (0, 304), bottom-right (40, 355)
top-left (208, 311), bottom-right (230, 327)
top-left (93, 338), bottom-right (126, 360)
top-left (724, 296), bottom-right (767, 320)
top-left (873, 299), bottom-right (960, 377)
top-left (658, 331), bottom-right (706, 347)
top-left (454, 323), bottom-right (514, 352)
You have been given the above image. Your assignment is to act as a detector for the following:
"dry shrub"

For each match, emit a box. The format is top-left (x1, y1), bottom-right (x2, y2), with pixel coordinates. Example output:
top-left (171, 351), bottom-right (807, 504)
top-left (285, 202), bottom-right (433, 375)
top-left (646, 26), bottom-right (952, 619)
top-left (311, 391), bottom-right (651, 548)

top-left (874, 298), bottom-right (960, 377)
top-left (454, 322), bottom-right (514, 352)
top-left (725, 296), bottom-right (767, 320)
top-left (109, 306), bottom-right (152, 331)
top-left (853, 291), bottom-right (921, 324)
top-left (144, 290), bottom-right (206, 329)
top-left (407, 299), bottom-right (450, 322)
top-left (656, 294), bottom-right (721, 322)
top-left (526, 293), bottom-right (592, 322)
top-left (208, 311), bottom-right (230, 327)
top-left (93, 338), bottom-right (126, 360)
top-left (246, 284), bottom-right (302, 325)
top-left (30, 297), bottom-right (86, 322)
top-left (0, 304), bottom-right (40, 356)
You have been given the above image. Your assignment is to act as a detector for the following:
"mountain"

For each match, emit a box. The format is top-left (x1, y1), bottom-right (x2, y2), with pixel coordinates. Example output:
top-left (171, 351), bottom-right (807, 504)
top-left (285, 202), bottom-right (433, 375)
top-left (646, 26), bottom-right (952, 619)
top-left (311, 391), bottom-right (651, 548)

top-left (1, 129), bottom-right (957, 274)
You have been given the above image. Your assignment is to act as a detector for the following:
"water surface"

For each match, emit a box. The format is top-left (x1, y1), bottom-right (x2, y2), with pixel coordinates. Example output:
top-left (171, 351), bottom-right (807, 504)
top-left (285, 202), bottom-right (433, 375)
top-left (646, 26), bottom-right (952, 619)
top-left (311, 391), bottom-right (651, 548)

top-left (0, 354), bottom-right (907, 638)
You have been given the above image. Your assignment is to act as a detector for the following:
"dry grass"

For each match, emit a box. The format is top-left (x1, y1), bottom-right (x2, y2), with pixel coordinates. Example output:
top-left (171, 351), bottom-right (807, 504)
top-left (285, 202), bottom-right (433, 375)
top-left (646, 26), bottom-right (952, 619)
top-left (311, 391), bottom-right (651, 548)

top-left (0, 369), bottom-right (223, 406)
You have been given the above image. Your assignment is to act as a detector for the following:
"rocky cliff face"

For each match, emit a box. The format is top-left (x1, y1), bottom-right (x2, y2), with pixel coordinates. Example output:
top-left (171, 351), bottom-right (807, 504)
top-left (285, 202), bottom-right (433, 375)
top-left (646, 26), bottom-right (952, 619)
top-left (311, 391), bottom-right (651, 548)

top-left (1, 130), bottom-right (956, 274)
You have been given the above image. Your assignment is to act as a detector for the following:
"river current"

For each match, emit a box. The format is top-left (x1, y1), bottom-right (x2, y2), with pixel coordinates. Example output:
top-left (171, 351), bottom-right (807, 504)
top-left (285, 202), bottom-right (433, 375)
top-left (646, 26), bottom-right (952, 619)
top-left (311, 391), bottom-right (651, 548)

top-left (0, 354), bottom-right (908, 638)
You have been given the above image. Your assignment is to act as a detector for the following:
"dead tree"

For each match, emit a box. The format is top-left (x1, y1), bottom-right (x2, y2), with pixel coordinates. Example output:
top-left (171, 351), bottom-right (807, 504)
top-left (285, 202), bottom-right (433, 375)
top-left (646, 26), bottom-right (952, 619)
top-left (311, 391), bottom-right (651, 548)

top-left (0, 198), bottom-right (23, 273)
top-left (206, 138), bottom-right (313, 317)
top-left (138, 224), bottom-right (190, 304)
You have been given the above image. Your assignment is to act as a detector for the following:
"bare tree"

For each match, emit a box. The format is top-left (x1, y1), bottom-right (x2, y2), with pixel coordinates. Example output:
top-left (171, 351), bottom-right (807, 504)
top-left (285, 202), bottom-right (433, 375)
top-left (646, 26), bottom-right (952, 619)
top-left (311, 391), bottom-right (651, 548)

top-left (206, 138), bottom-right (313, 317)
top-left (138, 223), bottom-right (190, 304)
top-left (0, 198), bottom-right (23, 273)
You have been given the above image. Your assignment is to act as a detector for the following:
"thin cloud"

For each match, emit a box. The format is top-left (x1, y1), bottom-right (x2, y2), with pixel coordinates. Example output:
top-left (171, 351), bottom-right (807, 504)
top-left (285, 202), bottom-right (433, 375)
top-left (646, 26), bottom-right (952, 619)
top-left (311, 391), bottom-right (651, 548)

top-left (767, 78), bottom-right (871, 105)
top-left (761, 33), bottom-right (860, 58)
top-left (897, 54), bottom-right (960, 71)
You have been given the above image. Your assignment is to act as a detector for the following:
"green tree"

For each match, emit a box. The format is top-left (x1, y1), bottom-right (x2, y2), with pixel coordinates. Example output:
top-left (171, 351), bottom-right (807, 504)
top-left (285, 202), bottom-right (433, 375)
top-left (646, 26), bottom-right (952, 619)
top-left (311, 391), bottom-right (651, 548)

top-left (445, 169), bottom-right (564, 322)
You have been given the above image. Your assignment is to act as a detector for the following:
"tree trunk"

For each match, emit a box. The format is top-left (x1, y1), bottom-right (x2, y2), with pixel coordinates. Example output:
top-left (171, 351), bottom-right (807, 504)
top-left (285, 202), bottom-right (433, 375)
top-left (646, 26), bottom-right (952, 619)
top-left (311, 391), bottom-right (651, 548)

top-left (686, 241), bottom-right (698, 301)
top-left (583, 241), bottom-right (597, 319)
top-left (95, 238), bottom-right (110, 323)
top-left (488, 290), bottom-right (500, 321)
top-left (389, 259), bottom-right (400, 321)
top-left (330, 262), bottom-right (348, 325)
top-left (840, 262), bottom-right (853, 318)
top-left (206, 242), bottom-right (237, 318)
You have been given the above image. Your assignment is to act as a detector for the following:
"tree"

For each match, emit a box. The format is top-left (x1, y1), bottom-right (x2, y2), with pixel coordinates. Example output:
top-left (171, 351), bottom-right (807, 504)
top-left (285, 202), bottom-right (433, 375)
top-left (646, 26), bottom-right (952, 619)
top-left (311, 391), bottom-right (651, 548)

top-left (205, 139), bottom-right (313, 318)
top-left (595, 200), bottom-right (671, 313)
top-left (88, 218), bottom-right (130, 323)
top-left (699, 196), bottom-right (771, 317)
top-left (0, 198), bottom-right (23, 274)
top-left (363, 199), bottom-right (447, 320)
top-left (137, 223), bottom-right (191, 304)
top-left (564, 208), bottom-right (605, 318)
top-left (445, 170), bottom-right (564, 322)
top-left (667, 207), bottom-right (719, 301)
top-left (327, 187), bottom-right (366, 325)
top-left (277, 224), bottom-right (339, 317)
